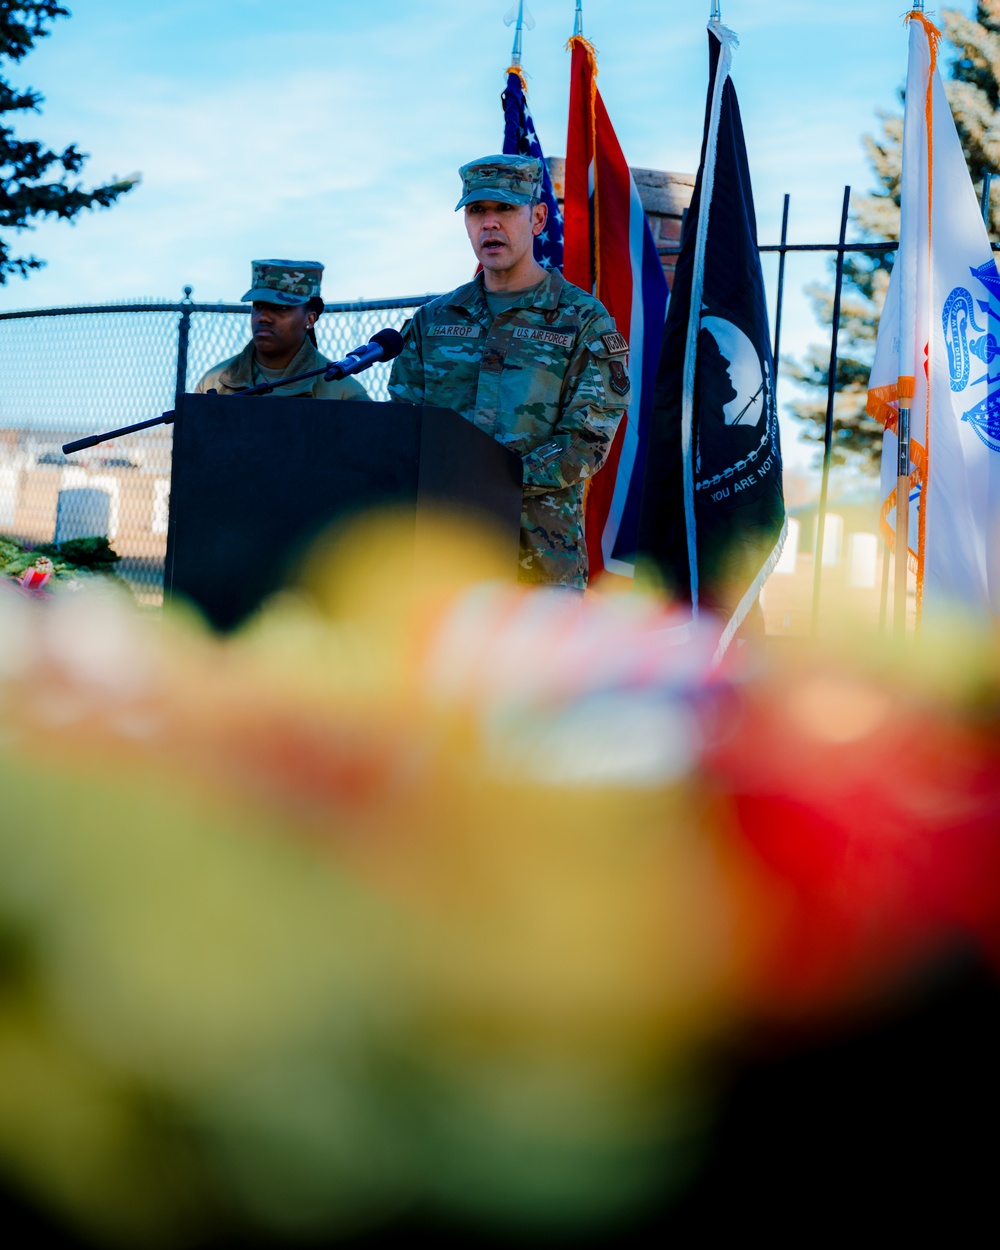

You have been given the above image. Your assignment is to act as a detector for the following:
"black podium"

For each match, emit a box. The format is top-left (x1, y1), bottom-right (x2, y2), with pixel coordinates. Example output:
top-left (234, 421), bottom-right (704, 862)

top-left (164, 395), bottom-right (523, 630)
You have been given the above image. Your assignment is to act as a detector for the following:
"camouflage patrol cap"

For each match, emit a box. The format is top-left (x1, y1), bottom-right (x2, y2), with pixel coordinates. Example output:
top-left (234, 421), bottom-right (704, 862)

top-left (241, 259), bottom-right (323, 306)
top-left (455, 153), bottom-right (543, 211)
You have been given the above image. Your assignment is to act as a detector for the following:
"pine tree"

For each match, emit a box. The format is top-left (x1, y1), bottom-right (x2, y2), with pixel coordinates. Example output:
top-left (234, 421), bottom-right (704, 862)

top-left (0, 2), bottom-right (137, 283)
top-left (788, 2), bottom-right (1000, 471)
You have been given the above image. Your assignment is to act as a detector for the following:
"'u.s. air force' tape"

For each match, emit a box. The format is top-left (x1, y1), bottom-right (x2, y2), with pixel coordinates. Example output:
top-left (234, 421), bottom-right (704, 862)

top-left (513, 327), bottom-right (574, 348)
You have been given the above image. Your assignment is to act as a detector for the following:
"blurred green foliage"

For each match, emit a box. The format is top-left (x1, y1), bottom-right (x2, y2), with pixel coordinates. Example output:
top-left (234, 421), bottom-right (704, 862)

top-left (0, 534), bottom-right (120, 581)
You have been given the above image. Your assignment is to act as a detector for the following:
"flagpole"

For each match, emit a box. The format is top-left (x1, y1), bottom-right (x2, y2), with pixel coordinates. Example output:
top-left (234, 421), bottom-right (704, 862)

top-left (894, 4), bottom-right (923, 639)
top-left (771, 193), bottom-right (790, 369)
top-left (710, 1), bottom-right (721, 21)
top-left (573, 0), bottom-right (583, 37)
top-left (506, 0), bottom-right (532, 68)
top-left (812, 185), bottom-right (850, 635)
top-left (894, 415), bottom-right (912, 638)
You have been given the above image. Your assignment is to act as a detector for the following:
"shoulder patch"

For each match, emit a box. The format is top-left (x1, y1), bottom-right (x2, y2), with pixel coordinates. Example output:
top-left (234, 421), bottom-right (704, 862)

top-left (608, 359), bottom-right (630, 396)
top-left (427, 323), bottom-right (482, 339)
top-left (601, 331), bottom-right (629, 355)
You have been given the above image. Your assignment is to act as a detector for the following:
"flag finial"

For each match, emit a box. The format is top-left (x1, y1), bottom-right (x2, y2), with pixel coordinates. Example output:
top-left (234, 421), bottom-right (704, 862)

top-left (710, 1), bottom-right (722, 21)
top-left (574, 0), bottom-right (583, 37)
top-left (504, 2), bottom-right (535, 69)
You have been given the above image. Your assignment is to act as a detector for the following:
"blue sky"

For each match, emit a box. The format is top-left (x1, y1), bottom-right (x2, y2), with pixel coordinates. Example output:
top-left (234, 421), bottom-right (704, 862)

top-left (0, 0), bottom-right (919, 307)
top-left (0, 1), bottom-right (946, 462)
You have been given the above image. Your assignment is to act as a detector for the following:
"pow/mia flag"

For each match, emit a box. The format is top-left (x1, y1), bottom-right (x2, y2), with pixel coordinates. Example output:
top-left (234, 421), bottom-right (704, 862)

top-left (637, 19), bottom-right (785, 655)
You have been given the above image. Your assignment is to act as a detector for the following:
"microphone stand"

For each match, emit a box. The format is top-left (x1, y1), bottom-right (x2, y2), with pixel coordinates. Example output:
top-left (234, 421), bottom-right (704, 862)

top-left (64, 409), bottom-right (180, 454)
top-left (62, 357), bottom-right (374, 455)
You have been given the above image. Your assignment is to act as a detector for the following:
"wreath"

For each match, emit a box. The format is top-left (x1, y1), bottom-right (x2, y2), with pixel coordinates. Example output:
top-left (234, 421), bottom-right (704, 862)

top-left (0, 535), bottom-right (121, 591)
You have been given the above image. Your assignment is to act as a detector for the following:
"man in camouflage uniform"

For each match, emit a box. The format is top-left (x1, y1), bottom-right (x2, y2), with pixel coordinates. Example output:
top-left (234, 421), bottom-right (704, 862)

top-left (196, 259), bottom-right (370, 402)
top-left (388, 155), bottom-right (630, 587)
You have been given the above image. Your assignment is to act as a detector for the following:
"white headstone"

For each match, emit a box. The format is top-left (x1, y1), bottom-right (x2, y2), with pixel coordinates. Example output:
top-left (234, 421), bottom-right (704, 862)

top-left (151, 479), bottom-right (170, 535)
top-left (0, 465), bottom-right (19, 527)
top-left (848, 532), bottom-right (879, 589)
top-left (54, 488), bottom-right (111, 543)
top-left (774, 516), bottom-right (800, 575)
top-left (85, 475), bottom-right (120, 540)
top-left (822, 512), bottom-right (844, 566)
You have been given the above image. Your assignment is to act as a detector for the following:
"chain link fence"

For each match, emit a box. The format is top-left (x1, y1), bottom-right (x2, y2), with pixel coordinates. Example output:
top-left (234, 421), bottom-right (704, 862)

top-left (0, 293), bottom-right (433, 603)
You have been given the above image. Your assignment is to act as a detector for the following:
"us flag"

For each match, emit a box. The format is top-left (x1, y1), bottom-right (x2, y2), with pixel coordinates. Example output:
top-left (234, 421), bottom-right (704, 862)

top-left (502, 68), bottom-right (564, 271)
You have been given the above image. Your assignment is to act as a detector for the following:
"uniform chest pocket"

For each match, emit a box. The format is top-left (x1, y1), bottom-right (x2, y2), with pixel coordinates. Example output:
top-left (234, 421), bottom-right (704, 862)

top-left (498, 328), bottom-right (577, 441)
top-left (427, 324), bottom-right (483, 353)
top-left (424, 323), bottom-right (485, 375)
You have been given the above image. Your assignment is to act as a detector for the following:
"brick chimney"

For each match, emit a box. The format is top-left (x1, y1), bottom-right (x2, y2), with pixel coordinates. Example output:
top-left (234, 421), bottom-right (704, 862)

top-left (545, 157), bottom-right (694, 287)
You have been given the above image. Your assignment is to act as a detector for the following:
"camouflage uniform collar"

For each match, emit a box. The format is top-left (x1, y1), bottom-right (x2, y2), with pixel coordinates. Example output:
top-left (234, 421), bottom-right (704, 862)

top-left (219, 337), bottom-right (323, 390)
top-left (527, 268), bottom-right (566, 310)
top-left (448, 268), bottom-right (566, 317)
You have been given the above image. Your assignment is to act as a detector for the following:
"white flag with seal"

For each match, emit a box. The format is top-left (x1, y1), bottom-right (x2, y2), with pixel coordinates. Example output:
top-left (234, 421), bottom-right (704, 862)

top-left (867, 10), bottom-right (1000, 619)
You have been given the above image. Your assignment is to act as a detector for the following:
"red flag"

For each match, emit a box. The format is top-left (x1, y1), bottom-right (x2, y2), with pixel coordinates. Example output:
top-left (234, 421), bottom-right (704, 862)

top-left (563, 37), bottom-right (668, 584)
top-left (563, 38), bottom-right (596, 290)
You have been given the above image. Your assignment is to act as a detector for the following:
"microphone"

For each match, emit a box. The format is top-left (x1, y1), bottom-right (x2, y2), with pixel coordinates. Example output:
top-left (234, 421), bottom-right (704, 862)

top-left (324, 328), bottom-right (405, 380)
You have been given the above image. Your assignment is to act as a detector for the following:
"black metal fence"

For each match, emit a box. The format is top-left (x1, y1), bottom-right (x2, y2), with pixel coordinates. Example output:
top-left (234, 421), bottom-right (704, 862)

top-left (0, 293), bottom-right (432, 602)
top-left (761, 186), bottom-right (897, 630)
